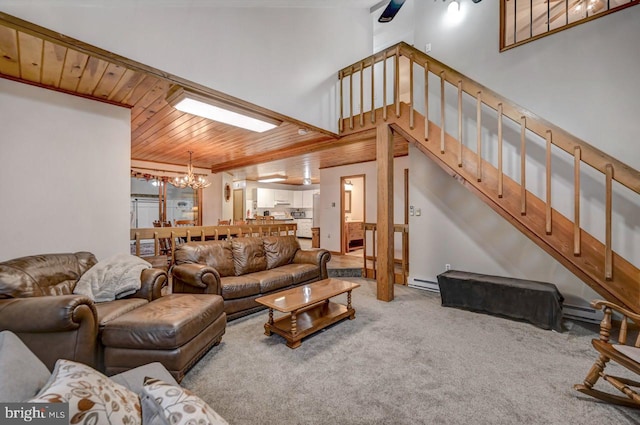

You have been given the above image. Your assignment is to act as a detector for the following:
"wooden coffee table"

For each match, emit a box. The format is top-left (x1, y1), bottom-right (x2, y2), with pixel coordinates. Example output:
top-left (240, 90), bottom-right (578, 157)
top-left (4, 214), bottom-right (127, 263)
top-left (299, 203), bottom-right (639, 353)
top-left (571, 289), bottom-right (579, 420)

top-left (255, 278), bottom-right (360, 349)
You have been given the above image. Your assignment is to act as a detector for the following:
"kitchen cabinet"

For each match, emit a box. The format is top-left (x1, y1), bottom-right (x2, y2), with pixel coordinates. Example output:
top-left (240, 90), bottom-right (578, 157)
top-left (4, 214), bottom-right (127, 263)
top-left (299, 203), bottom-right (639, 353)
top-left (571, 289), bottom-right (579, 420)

top-left (274, 190), bottom-right (292, 206)
top-left (295, 218), bottom-right (313, 238)
top-left (302, 190), bottom-right (315, 208)
top-left (292, 191), bottom-right (303, 208)
top-left (257, 188), bottom-right (275, 208)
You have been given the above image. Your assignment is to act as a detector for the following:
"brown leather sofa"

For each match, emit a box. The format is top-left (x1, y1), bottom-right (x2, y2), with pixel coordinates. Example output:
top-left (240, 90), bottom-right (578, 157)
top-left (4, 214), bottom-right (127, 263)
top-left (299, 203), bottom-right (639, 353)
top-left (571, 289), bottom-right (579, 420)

top-left (172, 235), bottom-right (331, 320)
top-left (0, 252), bottom-right (167, 370)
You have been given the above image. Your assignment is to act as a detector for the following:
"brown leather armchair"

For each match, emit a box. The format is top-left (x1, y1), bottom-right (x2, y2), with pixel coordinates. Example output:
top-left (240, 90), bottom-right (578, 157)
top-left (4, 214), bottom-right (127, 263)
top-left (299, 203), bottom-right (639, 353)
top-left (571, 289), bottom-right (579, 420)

top-left (0, 252), bottom-right (167, 370)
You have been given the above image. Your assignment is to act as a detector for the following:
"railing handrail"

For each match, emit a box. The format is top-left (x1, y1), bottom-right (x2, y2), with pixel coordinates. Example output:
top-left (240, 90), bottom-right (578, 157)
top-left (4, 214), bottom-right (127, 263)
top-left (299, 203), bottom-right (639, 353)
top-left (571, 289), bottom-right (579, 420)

top-left (130, 223), bottom-right (297, 241)
top-left (339, 41), bottom-right (640, 196)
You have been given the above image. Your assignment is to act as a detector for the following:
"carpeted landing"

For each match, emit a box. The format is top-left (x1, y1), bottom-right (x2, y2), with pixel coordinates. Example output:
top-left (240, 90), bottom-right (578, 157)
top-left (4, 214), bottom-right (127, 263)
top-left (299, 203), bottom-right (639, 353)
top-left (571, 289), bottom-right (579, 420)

top-left (182, 278), bottom-right (640, 425)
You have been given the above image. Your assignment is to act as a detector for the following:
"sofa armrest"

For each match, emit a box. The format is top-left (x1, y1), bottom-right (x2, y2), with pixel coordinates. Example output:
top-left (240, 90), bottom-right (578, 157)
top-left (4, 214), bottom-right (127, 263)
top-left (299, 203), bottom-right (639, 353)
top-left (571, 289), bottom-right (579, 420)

top-left (128, 268), bottom-right (168, 301)
top-left (0, 295), bottom-right (97, 333)
top-left (293, 249), bottom-right (331, 279)
top-left (172, 264), bottom-right (222, 295)
top-left (0, 296), bottom-right (99, 369)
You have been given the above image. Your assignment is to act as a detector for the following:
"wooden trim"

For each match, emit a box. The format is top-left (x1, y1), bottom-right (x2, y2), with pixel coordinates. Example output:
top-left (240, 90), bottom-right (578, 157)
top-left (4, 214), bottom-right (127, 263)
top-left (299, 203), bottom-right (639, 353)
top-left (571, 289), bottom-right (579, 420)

top-left (359, 62), bottom-right (364, 128)
top-left (371, 54), bottom-right (376, 124)
top-left (339, 71), bottom-right (344, 133)
top-left (395, 45), bottom-right (400, 118)
top-left (349, 66), bottom-right (354, 130)
top-left (383, 50), bottom-right (388, 121)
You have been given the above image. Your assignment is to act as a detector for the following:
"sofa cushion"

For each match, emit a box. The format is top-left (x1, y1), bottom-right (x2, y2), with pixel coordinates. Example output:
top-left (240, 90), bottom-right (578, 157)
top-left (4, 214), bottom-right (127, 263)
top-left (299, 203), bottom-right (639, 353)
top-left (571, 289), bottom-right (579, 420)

top-left (110, 361), bottom-right (178, 396)
top-left (220, 275), bottom-right (261, 300)
top-left (231, 237), bottom-right (267, 276)
top-left (250, 270), bottom-right (294, 294)
top-left (263, 235), bottom-right (300, 269)
top-left (30, 359), bottom-right (142, 424)
top-left (0, 252), bottom-right (97, 298)
top-left (95, 298), bottom-right (149, 330)
top-left (142, 377), bottom-right (228, 425)
top-left (0, 331), bottom-right (51, 402)
top-left (271, 263), bottom-right (320, 284)
top-left (174, 241), bottom-right (235, 277)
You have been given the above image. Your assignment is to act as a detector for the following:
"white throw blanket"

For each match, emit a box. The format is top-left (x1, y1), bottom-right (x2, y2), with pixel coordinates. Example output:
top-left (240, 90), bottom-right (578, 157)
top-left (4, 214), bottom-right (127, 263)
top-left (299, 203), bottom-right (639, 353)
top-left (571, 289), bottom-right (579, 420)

top-left (74, 253), bottom-right (150, 302)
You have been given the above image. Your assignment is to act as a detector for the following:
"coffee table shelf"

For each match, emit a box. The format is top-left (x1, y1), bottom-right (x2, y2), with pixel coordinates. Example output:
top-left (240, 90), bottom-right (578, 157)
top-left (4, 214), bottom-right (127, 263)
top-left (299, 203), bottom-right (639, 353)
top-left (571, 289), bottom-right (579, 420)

top-left (256, 278), bottom-right (360, 349)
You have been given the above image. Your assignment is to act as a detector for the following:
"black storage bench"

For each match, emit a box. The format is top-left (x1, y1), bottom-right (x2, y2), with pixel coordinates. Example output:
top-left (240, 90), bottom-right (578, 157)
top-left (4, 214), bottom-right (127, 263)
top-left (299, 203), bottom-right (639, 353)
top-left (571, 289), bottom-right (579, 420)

top-left (436, 270), bottom-right (564, 331)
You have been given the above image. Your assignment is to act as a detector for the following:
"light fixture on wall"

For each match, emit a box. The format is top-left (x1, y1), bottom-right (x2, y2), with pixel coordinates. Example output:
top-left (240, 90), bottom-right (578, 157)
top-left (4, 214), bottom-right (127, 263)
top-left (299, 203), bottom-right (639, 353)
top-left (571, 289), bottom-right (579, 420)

top-left (344, 180), bottom-right (353, 190)
top-left (303, 178), bottom-right (312, 185)
top-left (166, 87), bottom-right (281, 133)
top-left (171, 151), bottom-right (211, 190)
top-left (257, 174), bottom-right (287, 183)
top-left (447, 0), bottom-right (460, 14)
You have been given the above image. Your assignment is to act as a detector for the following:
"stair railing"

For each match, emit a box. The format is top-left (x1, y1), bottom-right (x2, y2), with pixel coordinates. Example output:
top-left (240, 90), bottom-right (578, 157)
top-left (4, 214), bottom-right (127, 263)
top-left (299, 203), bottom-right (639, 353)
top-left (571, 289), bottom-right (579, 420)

top-left (337, 42), bottom-right (640, 310)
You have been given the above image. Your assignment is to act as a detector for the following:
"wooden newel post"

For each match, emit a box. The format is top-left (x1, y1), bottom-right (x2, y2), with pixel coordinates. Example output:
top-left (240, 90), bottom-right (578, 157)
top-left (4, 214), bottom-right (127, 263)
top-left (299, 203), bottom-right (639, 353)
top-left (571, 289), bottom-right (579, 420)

top-left (376, 123), bottom-right (395, 302)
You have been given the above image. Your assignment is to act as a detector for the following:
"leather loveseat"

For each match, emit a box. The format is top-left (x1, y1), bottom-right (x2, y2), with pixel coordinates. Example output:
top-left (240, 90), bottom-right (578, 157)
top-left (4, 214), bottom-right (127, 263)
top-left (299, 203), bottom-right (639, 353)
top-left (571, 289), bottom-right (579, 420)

top-left (0, 252), bottom-right (167, 370)
top-left (172, 235), bottom-right (331, 320)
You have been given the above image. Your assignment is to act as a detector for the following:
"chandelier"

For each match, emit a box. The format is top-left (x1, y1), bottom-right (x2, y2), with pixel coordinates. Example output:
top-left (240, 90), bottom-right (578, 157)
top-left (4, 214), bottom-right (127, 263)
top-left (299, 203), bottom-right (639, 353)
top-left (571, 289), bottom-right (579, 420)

top-left (171, 151), bottom-right (211, 190)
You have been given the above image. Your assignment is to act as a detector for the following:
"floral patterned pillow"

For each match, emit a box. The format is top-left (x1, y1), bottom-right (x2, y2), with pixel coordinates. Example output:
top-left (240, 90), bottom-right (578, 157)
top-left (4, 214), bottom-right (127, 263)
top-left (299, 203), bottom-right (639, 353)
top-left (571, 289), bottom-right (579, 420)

top-left (142, 377), bottom-right (228, 425)
top-left (29, 359), bottom-right (141, 425)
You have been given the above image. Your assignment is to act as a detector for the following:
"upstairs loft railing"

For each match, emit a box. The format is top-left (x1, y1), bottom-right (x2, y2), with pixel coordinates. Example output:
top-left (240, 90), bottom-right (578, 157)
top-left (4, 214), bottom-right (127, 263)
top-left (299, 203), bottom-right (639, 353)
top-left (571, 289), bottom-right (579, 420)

top-left (337, 42), bottom-right (640, 312)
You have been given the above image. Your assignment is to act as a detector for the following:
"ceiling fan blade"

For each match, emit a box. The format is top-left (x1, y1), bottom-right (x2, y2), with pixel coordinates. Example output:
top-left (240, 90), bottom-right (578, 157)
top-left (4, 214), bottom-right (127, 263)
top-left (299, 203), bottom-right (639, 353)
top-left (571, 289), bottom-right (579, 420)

top-left (378, 0), bottom-right (406, 23)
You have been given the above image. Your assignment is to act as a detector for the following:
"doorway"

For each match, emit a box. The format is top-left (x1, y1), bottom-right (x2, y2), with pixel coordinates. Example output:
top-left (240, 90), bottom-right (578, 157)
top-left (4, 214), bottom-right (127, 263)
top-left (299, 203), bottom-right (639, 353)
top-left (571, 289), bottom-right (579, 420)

top-left (340, 175), bottom-right (366, 256)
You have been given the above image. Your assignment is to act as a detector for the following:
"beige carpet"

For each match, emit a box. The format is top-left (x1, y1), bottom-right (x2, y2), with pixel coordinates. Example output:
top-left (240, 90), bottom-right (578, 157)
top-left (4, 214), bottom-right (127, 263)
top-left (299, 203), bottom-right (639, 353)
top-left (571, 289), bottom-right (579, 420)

top-left (182, 279), bottom-right (640, 425)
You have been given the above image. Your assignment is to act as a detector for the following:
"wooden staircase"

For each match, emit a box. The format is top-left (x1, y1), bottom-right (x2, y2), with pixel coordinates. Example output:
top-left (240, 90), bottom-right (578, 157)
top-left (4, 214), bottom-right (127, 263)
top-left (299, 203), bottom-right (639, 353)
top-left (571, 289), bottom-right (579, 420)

top-left (337, 42), bottom-right (640, 312)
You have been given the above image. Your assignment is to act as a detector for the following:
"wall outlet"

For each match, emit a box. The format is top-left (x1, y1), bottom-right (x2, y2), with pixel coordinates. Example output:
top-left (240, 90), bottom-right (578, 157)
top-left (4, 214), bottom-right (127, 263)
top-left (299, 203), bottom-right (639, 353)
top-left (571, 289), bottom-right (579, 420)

top-left (445, 264), bottom-right (451, 271)
top-left (425, 43), bottom-right (432, 53)
top-left (327, 234), bottom-right (331, 239)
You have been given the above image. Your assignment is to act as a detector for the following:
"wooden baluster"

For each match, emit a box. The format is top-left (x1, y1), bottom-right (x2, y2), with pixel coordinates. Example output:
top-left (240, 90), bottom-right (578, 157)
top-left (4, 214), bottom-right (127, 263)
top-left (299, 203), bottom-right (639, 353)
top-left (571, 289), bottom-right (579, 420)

top-left (214, 229), bottom-right (219, 240)
top-left (201, 229), bottom-right (205, 241)
top-left (171, 231), bottom-right (176, 265)
top-left (359, 62), bottom-right (364, 127)
top-left (339, 71), bottom-right (344, 133)
top-left (186, 230), bottom-right (191, 242)
top-left (498, 103), bottom-right (504, 198)
top-left (135, 232), bottom-right (141, 256)
top-left (154, 232), bottom-right (159, 255)
top-left (383, 50), bottom-right (388, 121)
top-left (457, 80), bottom-right (463, 167)
top-left (520, 116), bottom-right (527, 215)
top-left (227, 228), bottom-right (232, 239)
top-left (395, 45), bottom-right (400, 118)
top-left (476, 91), bottom-right (482, 182)
top-left (372, 227), bottom-right (377, 278)
top-left (440, 71), bottom-right (446, 154)
top-left (605, 163), bottom-right (613, 281)
top-left (620, 317), bottom-right (628, 345)
top-left (574, 146), bottom-right (581, 256)
top-left (371, 55), bottom-right (376, 124)
top-left (409, 54), bottom-right (414, 129)
top-left (349, 66), bottom-right (354, 130)
top-left (424, 62), bottom-right (429, 141)
top-left (545, 130), bottom-right (552, 235)
top-left (291, 311), bottom-right (297, 336)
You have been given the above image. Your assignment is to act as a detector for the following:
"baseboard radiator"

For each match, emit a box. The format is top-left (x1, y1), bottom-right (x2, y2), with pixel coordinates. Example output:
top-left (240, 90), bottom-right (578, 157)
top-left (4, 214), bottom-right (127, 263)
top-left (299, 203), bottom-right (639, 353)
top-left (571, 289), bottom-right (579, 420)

top-left (562, 304), bottom-right (603, 324)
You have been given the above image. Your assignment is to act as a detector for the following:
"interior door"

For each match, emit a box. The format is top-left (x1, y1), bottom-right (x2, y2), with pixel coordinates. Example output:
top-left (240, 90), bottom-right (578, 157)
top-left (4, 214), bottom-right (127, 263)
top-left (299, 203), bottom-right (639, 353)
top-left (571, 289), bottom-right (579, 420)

top-left (233, 189), bottom-right (244, 221)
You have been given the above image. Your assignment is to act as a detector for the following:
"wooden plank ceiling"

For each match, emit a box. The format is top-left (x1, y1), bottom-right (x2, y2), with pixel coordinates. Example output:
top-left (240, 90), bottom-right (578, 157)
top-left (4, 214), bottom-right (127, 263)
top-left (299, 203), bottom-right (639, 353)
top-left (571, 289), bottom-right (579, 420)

top-left (0, 14), bottom-right (408, 186)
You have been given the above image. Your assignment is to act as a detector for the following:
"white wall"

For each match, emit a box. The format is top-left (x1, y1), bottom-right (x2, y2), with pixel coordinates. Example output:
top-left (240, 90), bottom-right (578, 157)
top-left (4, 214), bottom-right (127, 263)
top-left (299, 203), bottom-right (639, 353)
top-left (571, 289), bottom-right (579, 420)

top-left (0, 78), bottom-right (130, 261)
top-left (0, 2), bottom-right (374, 132)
